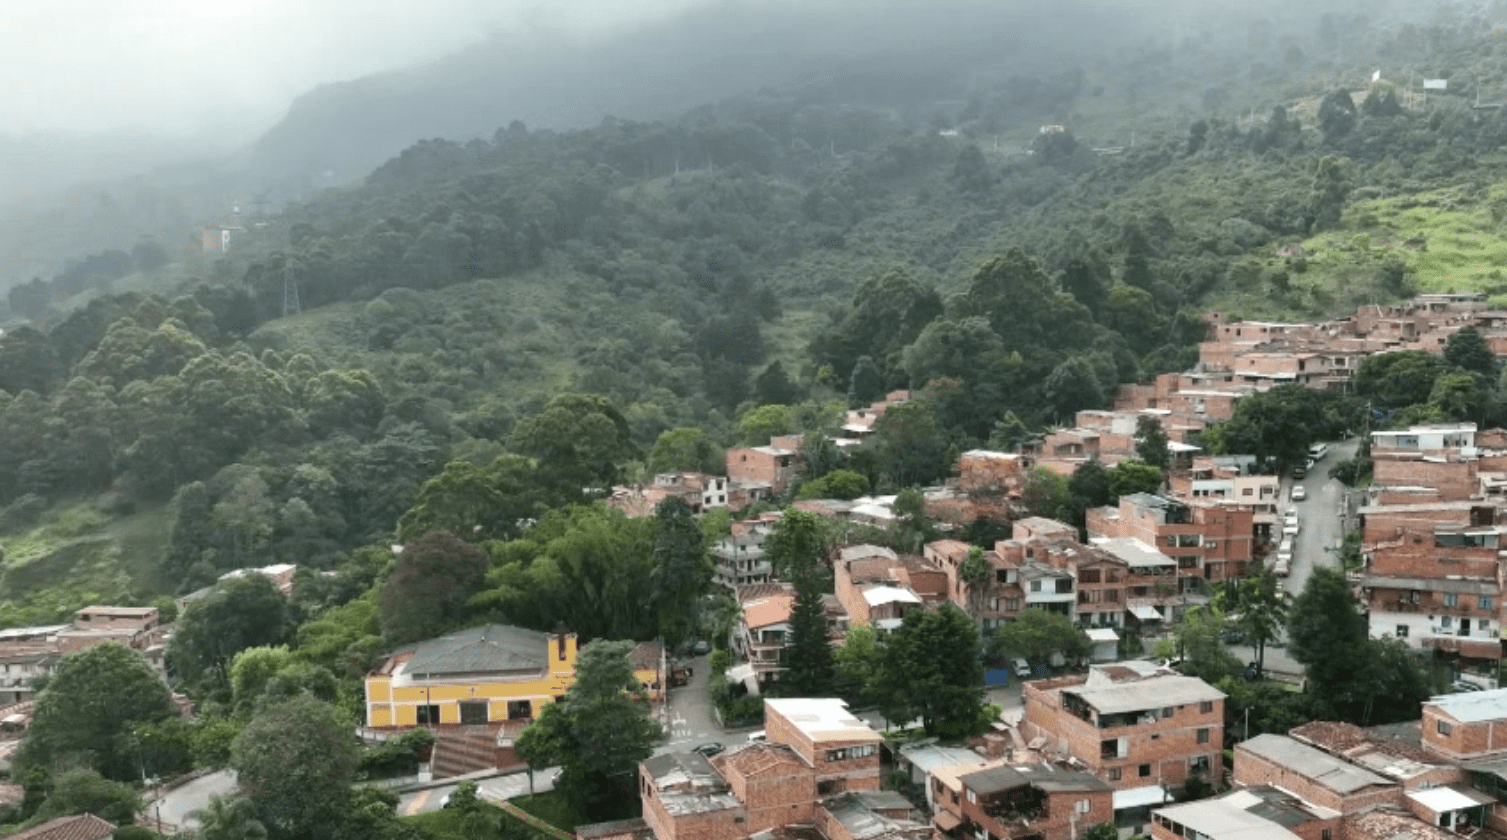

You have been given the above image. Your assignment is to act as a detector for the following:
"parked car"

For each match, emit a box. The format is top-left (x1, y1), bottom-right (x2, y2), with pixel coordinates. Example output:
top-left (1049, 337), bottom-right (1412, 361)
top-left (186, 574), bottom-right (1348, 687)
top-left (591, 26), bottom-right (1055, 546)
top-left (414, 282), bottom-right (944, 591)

top-left (691, 640), bottom-right (711, 655)
top-left (692, 742), bottom-right (724, 756)
top-left (1012, 657), bottom-right (1032, 678)
top-left (1292, 485), bottom-right (1307, 501)
top-left (747, 730), bottom-right (767, 742)
top-left (1292, 463), bottom-right (1306, 479)
top-left (1452, 681), bottom-right (1484, 693)
top-left (1308, 443), bottom-right (1328, 461)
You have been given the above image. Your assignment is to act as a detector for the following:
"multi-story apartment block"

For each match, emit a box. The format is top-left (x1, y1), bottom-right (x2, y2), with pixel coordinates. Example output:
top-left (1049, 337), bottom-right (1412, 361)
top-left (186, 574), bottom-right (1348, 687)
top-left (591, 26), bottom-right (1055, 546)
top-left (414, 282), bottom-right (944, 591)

top-left (1022, 662), bottom-right (1225, 803)
top-left (1087, 493), bottom-right (1253, 583)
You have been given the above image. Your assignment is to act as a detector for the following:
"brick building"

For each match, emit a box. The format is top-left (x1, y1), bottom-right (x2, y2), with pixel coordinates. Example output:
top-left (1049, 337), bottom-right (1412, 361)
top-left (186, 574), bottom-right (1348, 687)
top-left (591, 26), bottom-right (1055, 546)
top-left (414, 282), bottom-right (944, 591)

top-left (832, 546), bottom-right (944, 629)
top-left (941, 762), bottom-right (1113, 840)
top-left (1149, 786), bottom-right (1335, 840)
top-left (1421, 688), bottom-right (1507, 762)
top-left (1022, 662), bottom-right (1225, 809)
top-left (1232, 734), bottom-right (1401, 814)
top-left (635, 698), bottom-right (915, 840)
top-left (1086, 493), bottom-right (1253, 584)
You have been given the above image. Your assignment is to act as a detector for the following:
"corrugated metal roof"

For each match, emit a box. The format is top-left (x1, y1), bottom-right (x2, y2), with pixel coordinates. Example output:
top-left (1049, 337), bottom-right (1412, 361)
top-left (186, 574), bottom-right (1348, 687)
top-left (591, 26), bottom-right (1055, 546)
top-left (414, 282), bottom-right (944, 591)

top-left (1066, 673), bottom-right (1223, 714)
top-left (402, 624), bottom-right (550, 678)
top-left (1426, 687), bottom-right (1507, 723)
top-left (1239, 735), bottom-right (1392, 794)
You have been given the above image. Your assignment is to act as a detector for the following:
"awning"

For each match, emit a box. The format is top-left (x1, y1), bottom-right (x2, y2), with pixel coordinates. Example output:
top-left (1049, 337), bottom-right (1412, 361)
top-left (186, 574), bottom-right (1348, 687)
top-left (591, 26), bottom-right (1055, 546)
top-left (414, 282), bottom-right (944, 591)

top-left (1407, 785), bottom-right (1495, 813)
top-left (933, 811), bottom-right (963, 832)
top-left (1130, 604), bottom-right (1164, 621)
top-left (1113, 784), bottom-right (1171, 811)
top-left (1086, 628), bottom-right (1120, 643)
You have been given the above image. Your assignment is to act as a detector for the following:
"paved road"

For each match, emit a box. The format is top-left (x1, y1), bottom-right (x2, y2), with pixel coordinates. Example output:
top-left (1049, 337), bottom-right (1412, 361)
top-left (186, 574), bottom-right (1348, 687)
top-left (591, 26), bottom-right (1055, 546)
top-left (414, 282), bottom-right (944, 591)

top-left (153, 769), bottom-right (237, 830)
top-left (1284, 437), bottom-right (1359, 595)
top-left (659, 654), bottom-right (723, 753)
top-left (398, 768), bottom-right (559, 816)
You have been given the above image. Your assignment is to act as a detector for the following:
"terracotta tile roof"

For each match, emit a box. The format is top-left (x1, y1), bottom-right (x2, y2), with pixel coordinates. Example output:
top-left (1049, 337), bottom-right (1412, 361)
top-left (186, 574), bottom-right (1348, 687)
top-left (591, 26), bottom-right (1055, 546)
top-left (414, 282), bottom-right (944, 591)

top-left (742, 595), bottom-right (795, 629)
top-left (6, 814), bottom-right (114, 840)
top-left (629, 640), bottom-right (663, 672)
top-left (736, 583), bottom-right (793, 604)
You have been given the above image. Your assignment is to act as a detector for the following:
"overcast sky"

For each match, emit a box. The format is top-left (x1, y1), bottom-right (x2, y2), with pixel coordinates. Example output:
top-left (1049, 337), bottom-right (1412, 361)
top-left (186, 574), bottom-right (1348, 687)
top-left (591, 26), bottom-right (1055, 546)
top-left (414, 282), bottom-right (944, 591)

top-left (2, 0), bottom-right (710, 138)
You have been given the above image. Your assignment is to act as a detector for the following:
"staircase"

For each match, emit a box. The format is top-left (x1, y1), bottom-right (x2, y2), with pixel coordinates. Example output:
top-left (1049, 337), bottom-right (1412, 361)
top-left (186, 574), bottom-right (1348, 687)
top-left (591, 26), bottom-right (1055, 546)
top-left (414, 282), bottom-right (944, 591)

top-left (430, 725), bottom-right (505, 779)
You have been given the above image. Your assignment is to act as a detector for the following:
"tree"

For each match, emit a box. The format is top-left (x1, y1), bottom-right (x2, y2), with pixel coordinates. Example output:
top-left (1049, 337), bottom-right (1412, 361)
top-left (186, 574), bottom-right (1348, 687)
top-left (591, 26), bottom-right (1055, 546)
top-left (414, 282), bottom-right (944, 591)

top-left (989, 609), bottom-right (1089, 671)
top-left (168, 574), bottom-right (293, 691)
top-left (33, 769), bottom-right (142, 824)
top-left (957, 547), bottom-right (993, 628)
top-left (1205, 385), bottom-right (1346, 473)
top-left (1352, 350), bottom-right (1449, 410)
top-left (515, 641), bottom-right (660, 820)
top-left (796, 469), bottom-right (869, 501)
top-left (736, 404), bottom-right (794, 445)
top-left (397, 455), bottom-right (549, 543)
top-left (1135, 415), bottom-right (1171, 470)
top-left (833, 622), bottom-right (882, 708)
top-left (651, 497), bottom-right (713, 650)
top-left (231, 695), bottom-right (358, 840)
top-left (1019, 467), bottom-right (1070, 521)
top-left (1155, 605), bottom-right (1242, 685)
top-left (1216, 572), bottom-right (1287, 677)
top-left (872, 400), bottom-right (950, 488)
top-left (780, 578), bottom-right (834, 697)
top-left (646, 427), bottom-right (722, 475)
top-left (192, 795), bottom-right (268, 840)
top-left (764, 508), bottom-right (829, 586)
top-left (1085, 824), bottom-right (1118, 840)
top-left (1287, 566), bottom-right (1371, 710)
top-left (755, 361), bottom-right (800, 406)
top-left (17, 643), bottom-right (175, 781)
top-left (1107, 461), bottom-right (1163, 498)
top-left (380, 531), bottom-right (488, 645)
top-left (1445, 326), bottom-right (1496, 378)
top-left (508, 393), bottom-right (637, 498)
top-left (876, 605), bottom-right (985, 738)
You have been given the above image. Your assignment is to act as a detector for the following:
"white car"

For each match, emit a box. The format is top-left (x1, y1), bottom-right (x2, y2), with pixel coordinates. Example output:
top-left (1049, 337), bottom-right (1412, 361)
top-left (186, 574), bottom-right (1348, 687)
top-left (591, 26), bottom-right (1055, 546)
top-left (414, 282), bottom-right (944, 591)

top-left (1292, 485), bottom-right (1307, 501)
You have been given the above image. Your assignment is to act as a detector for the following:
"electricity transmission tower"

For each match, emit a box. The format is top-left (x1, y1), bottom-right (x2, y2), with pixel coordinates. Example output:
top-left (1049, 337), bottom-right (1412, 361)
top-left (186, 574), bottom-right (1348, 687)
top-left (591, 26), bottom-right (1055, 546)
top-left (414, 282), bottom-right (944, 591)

top-left (282, 260), bottom-right (301, 317)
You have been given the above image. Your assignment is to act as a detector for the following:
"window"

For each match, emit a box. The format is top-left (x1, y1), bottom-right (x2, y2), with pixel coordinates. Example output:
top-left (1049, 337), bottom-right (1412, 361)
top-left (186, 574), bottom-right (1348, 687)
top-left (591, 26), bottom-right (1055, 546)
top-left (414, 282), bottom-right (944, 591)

top-left (1199, 700), bottom-right (1214, 713)
top-left (1101, 740), bottom-right (1118, 759)
top-left (416, 704), bottom-right (440, 725)
top-left (459, 701), bottom-right (488, 725)
top-left (1321, 831), bottom-right (1331, 840)
top-left (506, 699), bottom-right (533, 720)
top-left (826, 745), bottom-right (876, 762)
top-left (1437, 720), bottom-right (1453, 736)
top-left (1106, 590), bottom-right (1120, 602)
top-left (1396, 624), bottom-right (1409, 638)
top-left (1161, 707), bottom-right (1174, 719)
top-left (1191, 755), bottom-right (1210, 773)
top-left (996, 569), bottom-right (1009, 583)
top-left (967, 790), bottom-right (977, 804)
top-left (1108, 768), bottom-right (1122, 781)
top-left (1080, 569), bottom-right (1101, 584)
top-left (1197, 728), bottom-right (1210, 744)
top-left (1481, 596), bottom-right (1494, 610)
top-left (817, 780), bottom-right (840, 795)
top-left (1030, 580), bottom-right (1042, 592)
top-left (1005, 599), bottom-right (1021, 611)
top-left (1139, 764), bottom-right (1151, 778)
top-left (1444, 593), bottom-right (1459, 607)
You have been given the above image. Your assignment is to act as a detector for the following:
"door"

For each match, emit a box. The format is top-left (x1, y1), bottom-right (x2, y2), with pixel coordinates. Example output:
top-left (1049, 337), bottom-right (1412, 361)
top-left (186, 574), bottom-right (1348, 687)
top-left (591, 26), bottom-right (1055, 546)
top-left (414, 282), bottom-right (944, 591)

top-left (459, 701), bottom-right (488, 725)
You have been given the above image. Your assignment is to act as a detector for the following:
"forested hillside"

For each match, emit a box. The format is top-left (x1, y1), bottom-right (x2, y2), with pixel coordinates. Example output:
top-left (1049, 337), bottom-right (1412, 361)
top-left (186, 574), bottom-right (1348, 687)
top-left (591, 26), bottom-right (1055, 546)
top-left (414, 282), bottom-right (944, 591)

top-left (5, 6), bottom-right (1507, 625)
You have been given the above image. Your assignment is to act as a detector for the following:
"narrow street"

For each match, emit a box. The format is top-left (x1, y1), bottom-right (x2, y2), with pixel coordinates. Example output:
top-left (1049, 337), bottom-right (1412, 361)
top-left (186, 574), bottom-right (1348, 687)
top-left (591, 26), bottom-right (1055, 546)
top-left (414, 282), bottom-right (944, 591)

top-left (1284, 437), bottom-right (1359, 595)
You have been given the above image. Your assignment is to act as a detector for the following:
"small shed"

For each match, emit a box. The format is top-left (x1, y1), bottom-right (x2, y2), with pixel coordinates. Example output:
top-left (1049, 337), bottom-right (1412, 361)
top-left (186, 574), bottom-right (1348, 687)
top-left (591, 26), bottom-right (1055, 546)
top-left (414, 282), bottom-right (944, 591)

top-left (1086, 628), bottom-right (1120, 663)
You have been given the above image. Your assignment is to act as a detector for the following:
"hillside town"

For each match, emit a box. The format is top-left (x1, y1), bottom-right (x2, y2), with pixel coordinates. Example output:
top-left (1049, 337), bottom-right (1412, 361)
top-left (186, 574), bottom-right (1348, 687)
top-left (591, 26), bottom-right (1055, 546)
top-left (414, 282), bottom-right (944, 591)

top-left (2, 292), bottom-right (1506, 840)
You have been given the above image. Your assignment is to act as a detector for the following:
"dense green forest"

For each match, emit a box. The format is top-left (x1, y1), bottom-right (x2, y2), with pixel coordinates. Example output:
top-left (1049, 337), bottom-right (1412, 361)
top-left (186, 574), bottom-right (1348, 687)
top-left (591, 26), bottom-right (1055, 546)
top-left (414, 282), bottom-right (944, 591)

top-left (8, 10), bottom-right (1507, 624)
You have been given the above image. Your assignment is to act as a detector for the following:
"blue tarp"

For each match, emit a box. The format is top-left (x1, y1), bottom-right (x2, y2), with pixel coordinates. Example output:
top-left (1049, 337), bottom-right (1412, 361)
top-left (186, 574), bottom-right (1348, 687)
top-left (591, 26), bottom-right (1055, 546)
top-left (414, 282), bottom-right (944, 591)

top-left (984, 669), bottom-right (1011, 686)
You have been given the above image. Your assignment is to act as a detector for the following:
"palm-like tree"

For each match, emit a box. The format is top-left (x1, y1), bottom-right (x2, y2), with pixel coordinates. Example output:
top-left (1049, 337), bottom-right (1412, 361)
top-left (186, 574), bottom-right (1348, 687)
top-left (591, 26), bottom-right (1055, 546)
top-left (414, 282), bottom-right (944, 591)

top-left (191, 794), bottom-right (267, 840)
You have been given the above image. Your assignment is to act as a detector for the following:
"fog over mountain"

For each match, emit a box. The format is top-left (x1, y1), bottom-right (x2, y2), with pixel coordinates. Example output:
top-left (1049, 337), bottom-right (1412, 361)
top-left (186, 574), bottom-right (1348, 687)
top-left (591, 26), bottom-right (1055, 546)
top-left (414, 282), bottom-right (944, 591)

top-left (0, 0), bottom-right (1455, 283)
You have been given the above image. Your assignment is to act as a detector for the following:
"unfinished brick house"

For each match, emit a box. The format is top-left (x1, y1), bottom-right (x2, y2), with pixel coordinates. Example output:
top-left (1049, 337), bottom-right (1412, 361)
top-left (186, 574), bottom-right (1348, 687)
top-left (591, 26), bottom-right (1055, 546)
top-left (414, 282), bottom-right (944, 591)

top-left (726, 434), bottom-right (806, 499)
top-left (1233, 734), bottom-right (1402, 814)
top-left (608, 473), bottom-right (734, 518)
top-left (832, 545), bottom-right (946, 629)
top-left (1148, 786), bottom-right (1337, 840)
top-left (634, 698), bottom-right (919, 840)
top-left (1086, 493), bottom-right (1253, 584)
top-left (1022, 661), bottom-right (1225, 808)
top-left (941, 762), bottom-right (1113, 840)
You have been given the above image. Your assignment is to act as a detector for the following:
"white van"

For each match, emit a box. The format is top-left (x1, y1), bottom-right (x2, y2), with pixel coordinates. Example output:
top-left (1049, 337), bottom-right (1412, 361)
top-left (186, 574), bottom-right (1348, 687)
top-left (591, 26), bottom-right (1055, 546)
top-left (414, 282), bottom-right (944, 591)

top-left (1308, 443), bottom-right (1328, 461)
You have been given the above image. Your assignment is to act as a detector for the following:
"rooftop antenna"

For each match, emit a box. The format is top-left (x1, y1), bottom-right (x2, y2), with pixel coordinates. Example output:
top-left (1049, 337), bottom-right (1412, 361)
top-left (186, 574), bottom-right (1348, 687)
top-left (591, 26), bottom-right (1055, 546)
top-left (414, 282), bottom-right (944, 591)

top-left (282, 259), bottom-right (301, 317)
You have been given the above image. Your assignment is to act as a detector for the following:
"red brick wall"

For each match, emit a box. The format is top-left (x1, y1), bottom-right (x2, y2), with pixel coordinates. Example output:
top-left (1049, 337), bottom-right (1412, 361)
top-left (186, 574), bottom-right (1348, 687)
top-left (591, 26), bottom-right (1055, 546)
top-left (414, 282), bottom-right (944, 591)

top-left (638, 767), bottom-right (746, 840)
top-left (1371, 459), bottom-right (1477, 501)
top-left (961, 785), bottom-right (1112, 840)
top-left (1232, 743), bottom-right (1401, 814)
top-left (1422, 708), bottom-right (1507, 760)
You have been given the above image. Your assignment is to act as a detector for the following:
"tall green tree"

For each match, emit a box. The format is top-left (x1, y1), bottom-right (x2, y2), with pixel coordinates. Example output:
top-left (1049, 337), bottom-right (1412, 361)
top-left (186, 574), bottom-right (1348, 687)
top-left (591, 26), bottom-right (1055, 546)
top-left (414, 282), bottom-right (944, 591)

top-left (1445, 326), bottom-right (1496, 378)
top-left (832, 622), bottom-right (882, 709)
top-left (873, 400), bottom-right (949, 488)
top-left (168, 574), bottom-right (294, 691)
top-left (17, 643), bottom-right (175, 781)
top-left (192, 795), bottom-right (268, 840)
top-left (231, 695), bottom-right (358, 840)
top-left (1287, 566), bottom-right (1371, 710)
top-left (651, 497), bottom-right (712, 649)
top-left (780, 580), bottom-right (833, 697)
top-left (1215, 571), bottom-right (1287, 677)
top-left (1135, 415), bottom-right (1171, 470)
top-left (509, 393), bottom-right (637, 498)
top-left (380, 531), bottom-right (488, 645)
top-left (515, 641), bottom-right (660, 821)
top-left (876, 605), bottom-right (985, 738)
top-left (957, 547), bottom-right (993, 628)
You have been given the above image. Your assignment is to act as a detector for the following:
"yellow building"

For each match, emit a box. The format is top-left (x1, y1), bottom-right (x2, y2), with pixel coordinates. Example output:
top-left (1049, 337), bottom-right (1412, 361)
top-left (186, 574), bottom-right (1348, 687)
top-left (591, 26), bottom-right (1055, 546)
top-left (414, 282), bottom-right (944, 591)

top-left (365, 624), bottom-right (669, 729)
top-left (366, 624), bottom-right (579, 728)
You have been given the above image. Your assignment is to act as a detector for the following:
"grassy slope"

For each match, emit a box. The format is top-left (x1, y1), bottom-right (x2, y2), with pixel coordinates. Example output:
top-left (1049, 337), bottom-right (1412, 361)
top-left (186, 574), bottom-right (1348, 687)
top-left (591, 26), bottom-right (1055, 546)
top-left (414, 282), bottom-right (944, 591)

top-left (0, 501), bottom-right (171, 625)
